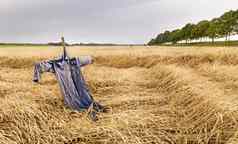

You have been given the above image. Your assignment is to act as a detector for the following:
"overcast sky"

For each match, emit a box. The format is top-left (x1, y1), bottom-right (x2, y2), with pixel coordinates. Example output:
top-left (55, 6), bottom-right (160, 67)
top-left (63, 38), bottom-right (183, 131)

top-left (1, 0), bottom-right (238, 44)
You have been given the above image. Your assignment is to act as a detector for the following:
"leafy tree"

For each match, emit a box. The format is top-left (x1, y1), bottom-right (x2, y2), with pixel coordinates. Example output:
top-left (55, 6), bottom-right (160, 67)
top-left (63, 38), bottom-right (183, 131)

top-left (169, 29), bottom-right (182, 43)
top-left (206, 19), bottom-right (222, 43)
top-left (148, 39), bottom-right (156, 45)
top-left (219, 10), bottom-right (237, 40)
top-left (181, 23), bottom-right (195, 43)
top-left (162, 31), bottom-right (171, 42)
top-left (191, 24), bottom-right (200, 40)
top-left (193, 20), bottom-right (210, 41)
top-left (234, 10), bottom-right (238, 34)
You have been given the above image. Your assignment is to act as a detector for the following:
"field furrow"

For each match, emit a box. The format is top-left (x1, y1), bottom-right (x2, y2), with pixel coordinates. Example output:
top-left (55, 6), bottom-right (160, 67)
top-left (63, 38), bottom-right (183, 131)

top-left (0, 46), bottom-right (238, 143)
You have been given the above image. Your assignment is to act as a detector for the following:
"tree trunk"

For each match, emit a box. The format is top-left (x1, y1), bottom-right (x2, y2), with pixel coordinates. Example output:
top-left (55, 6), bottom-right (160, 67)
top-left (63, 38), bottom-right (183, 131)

top-left (229, 32), bottom-right (231, 41)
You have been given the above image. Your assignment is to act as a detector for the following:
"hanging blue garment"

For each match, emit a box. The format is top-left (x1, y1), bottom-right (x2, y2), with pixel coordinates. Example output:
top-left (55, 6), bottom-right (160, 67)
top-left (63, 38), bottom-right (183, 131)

top-left (33, 52), bottom-right (104, 120)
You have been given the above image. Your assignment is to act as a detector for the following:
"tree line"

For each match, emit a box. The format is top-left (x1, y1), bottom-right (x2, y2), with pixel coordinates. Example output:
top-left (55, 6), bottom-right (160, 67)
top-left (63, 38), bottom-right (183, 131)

top-left (148, 10), bottom-right (238, 45)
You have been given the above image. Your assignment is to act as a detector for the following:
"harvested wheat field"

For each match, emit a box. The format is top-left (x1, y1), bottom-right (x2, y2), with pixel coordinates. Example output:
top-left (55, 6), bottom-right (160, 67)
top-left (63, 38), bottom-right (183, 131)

top-left (1, 46), bottom-right (238, 144)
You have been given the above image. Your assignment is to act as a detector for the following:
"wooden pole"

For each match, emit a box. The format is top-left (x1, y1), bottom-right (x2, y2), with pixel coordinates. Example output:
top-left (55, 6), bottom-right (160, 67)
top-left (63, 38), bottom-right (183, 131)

top-left (61, 37), bottom-right (67, 59)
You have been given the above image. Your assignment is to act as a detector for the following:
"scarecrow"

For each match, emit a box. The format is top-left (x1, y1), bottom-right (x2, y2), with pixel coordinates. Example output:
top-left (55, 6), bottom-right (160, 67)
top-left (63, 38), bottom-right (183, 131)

top-left (33, 37), bottom-right (105, 120)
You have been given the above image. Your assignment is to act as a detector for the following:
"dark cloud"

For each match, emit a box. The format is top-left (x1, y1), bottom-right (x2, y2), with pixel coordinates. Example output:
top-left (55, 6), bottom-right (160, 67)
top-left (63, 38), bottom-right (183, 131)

top-left (0, 0), bottom-right (238, 44)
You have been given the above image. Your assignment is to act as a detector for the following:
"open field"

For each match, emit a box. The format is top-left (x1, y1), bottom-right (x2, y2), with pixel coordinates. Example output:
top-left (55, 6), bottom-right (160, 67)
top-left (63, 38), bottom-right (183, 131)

top-left (0, 46), bottom-right (238, 144)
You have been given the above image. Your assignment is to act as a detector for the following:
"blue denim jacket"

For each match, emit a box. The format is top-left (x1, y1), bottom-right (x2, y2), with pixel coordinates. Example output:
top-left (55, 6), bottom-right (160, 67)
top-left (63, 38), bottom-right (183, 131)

top-left (33, 54), bottom-right (103, 120)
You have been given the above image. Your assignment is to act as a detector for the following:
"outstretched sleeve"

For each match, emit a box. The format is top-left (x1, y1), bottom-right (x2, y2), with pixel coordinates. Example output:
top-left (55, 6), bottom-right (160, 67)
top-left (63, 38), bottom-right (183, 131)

top-left (76, 56), bottom-right (93, 67)
top-left (33, 61), bottom-right (54, 82)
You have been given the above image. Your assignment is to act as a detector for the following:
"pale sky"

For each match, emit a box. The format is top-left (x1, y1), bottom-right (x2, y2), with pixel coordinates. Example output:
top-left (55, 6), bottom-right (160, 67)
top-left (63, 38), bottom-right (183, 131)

top-left (1, 0), bottom-right (238, 44)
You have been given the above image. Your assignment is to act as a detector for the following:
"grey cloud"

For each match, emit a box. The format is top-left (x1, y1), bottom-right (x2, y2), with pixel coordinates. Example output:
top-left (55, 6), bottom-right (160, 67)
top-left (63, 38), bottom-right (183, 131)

top-left (0, 0), bottom-right (238, 44)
